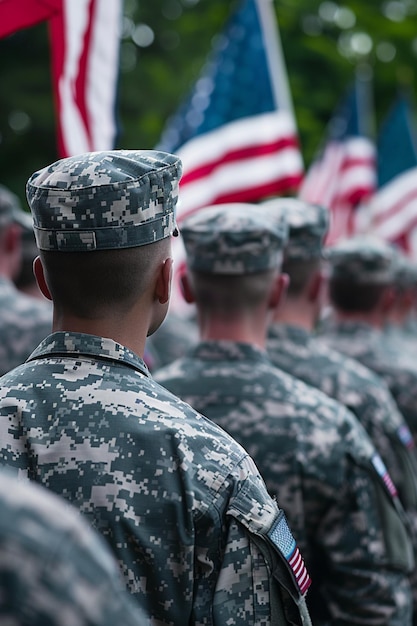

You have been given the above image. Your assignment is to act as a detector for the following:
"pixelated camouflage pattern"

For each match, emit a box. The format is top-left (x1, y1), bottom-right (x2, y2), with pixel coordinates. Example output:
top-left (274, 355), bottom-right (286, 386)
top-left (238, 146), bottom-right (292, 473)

top-left (155, 339), bottom-right (414, 626)
top-left (26, 150), bottom-right (182, 251)
top-left (0, 183), bottom-right (33, 229)
top-left (320, 319), bottom-right (417, 447)
top-left (0, 470), bottom-right (144, 626)
top-left (0, 331), bottom-right (312, 626)
top-left (267, 323), bottom-right (417, 614)
top-left (262, 197), bottom-right (329, 260)
top-left (0, 277), bottom-right (52, 376)
top-left (383, 323), bottom-right (417, 366)
top-left (181, 203), bottom-right (288, 274)
top-left (267, 323), bottom-right (417, 508)
top-left (325, 235), bottom-right (397, 284)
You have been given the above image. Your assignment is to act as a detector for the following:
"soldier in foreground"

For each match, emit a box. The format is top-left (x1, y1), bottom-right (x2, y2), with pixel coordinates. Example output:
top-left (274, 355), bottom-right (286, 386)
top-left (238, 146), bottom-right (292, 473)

top-left (0, 150), bottom-right (312, 626)
top-left (0, 469), bottom-right (144, 626)
top-left (154, 203), bottom-right (414, 626)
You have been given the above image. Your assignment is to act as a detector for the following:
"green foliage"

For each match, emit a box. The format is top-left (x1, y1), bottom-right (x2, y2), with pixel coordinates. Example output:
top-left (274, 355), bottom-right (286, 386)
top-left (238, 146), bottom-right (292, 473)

top-left (1, 0), bottom-right (416, 206)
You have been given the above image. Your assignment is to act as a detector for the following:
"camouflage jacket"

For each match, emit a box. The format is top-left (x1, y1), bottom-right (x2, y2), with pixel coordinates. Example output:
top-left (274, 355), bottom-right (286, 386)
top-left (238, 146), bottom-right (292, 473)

top-left (319, 319), bottom-right (417, 447)
top-left (155, 340), bottom-right (414, 626)
top-left (267, 323), bottom-right (417, 514)
top-left (382, 324), bottom-right (417, 371)
top-left (0, 470), bottom-right (143, 626)
top-left (0, 331), bottom-right (312, 626)
top-left (0, 277), bottom-right (51, 376)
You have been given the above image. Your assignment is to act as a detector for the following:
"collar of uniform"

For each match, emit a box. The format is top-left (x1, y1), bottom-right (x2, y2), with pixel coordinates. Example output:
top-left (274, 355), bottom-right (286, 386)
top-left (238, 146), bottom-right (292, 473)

top-left (190, 340), bottom-right (269, 363)
top-left (320, 318), bottom-right (380, 338)
top-left (268, 323), bottom-right (310, 346)
top-left (26, 331), bottom-right (150, 377)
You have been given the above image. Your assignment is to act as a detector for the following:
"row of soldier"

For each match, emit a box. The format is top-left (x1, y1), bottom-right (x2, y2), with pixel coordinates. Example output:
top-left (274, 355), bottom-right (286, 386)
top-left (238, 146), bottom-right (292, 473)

top-left (0, 150), bottom-right (416, 625)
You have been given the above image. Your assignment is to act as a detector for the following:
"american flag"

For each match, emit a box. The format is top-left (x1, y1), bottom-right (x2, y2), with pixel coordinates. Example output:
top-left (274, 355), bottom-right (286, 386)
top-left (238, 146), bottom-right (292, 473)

top-left (372, 454), bottom-right (398, 499)
top-left (268, 513), bottom-right (311, 595)
top-left (358, 96), bottom-right (417, 258)
top-left (0, 0), bottom-right (122, 158)
top-left (299, 83), bottom-right (376, 246)
top-left (157, 0), bottom-right (303, 222)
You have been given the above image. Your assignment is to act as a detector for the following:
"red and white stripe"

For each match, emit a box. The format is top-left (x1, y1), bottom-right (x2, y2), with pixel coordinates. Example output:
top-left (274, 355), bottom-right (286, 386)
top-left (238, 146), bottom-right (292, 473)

top-left (175, 110), bottom-right (303, 221)
top-left (288, 546), bottom-right (311, 595)
top-left (50, 0), bottom-right (122, 157)
top-left (299, 137), bottom-right (376, 245)
top-left (372, 454), bottom-right (398, 499)
top-left (361, 167), bottom-right (417, 249)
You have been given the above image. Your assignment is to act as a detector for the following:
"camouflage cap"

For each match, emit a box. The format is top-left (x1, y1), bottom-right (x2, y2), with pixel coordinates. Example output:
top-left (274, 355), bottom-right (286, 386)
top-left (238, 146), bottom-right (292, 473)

top-left (325, 235), bottom-right (397, 284)
top-left (0, 184), bottom-right (33, 230)
top-left (181, 203), bottom-right (288, 274)
top-left (26, 150), bottom-right (182, 252)
top-left (262, 197), bottom-right (329, 260)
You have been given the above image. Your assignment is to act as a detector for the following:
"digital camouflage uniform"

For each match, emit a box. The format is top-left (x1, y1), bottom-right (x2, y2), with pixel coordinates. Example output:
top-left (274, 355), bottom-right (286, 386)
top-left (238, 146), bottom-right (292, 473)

top-left (0, 185), bottom-right (52, 375)
top-left (266, 202), bottom-right (417, 526)
top-left (0, 151), bottom-right (312, 626)
top-left (320, 236), bottom-right (417, 446)
top-left (382, 253), bottom-right (417, 366)
top-left (155, 203), bottom-right (414, 626)
top-left (264, 201), bottom-right (417, 618)
top-left (0, 469), bottom-right (144, 626)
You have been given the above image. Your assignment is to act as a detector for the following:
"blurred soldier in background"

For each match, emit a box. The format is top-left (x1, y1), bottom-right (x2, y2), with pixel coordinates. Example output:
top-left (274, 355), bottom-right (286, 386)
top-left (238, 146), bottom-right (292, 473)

top-left (383, 250), bottom-right (417, 361)
top-left (0, 469), bottom-right (144, 626)
top-left (263, 198), bottom-right (417, 620)
top-left (0, 184), bottom-right (51, 374)
top-left (155, 202), bottom-right (414, 626)
top-left (320, 235), bottom-right (417, 446)
top-left (0, 150), bottom-right (312, 626)
top-left (13, 216), bottom-right (49, 300)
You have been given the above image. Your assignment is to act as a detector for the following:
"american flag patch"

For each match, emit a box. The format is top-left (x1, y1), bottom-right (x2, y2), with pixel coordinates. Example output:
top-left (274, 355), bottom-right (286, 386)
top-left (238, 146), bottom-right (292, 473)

top-left (397, 424), bottom-right (414, 450)
top-left (372, 454), bottom-right (398, 498)
top-left (268, 513), bottom-right (311, 595)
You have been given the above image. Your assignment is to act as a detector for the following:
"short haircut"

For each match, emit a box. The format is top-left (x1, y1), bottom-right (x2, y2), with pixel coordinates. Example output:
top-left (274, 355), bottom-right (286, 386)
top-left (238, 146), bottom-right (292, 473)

top-left (40, 238), bottom-right (170, 319)
top-left (188, 269), bottom-right (277, 316)
top-left (328, 277), bottom-right (388, 313)
top-left (282, 257), bottom-right (320, 297)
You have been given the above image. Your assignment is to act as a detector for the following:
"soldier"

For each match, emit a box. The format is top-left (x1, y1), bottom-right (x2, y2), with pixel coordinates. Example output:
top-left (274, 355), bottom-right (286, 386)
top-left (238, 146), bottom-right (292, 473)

top-left (0, 150), bottom-right (312, 626)
top-left (383, 250), bottom-right (417, 361)
top-left (0, 469), bottom-right (144, 626)
top-left (154, 202), bottom-right (414, 626)
top-left (263, 198), bottom-right (417, 620)
top-left (320, 235), bottom-right (417, 445)
top-left (0, 184), bottom-right (52, 374)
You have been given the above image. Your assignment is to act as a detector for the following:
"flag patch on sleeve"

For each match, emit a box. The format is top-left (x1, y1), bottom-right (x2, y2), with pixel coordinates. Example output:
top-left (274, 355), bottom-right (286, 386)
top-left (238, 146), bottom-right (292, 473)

top-left (268, 513), bottom-right (311, 595)
top-left (372, 453), bottom-right (398, 498)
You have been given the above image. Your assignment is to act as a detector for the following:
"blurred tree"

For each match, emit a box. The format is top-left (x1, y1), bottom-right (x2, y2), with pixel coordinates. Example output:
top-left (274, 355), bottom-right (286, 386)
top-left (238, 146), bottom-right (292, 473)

top-left (1, 0), bottom-right (416, 206)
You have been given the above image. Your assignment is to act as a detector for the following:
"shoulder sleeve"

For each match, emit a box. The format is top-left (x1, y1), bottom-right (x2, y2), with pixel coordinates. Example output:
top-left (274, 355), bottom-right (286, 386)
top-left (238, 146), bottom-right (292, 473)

top-left (216, 455), bottom-right (313, 626)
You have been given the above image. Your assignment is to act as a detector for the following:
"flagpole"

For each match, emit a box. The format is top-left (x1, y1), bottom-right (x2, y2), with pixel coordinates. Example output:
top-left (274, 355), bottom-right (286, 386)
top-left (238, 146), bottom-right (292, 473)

top-left (254, 0), bottom-right (294, 117)
top-left (355, 62), bottom-right (375, 140)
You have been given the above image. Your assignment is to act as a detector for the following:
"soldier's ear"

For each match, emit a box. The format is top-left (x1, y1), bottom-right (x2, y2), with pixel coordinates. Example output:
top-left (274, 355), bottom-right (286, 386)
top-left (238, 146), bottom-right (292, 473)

top-left (269, 272), bottom-right (289, 310)
top-left (154, 257), bottom-right (173, 305)
top-left (179, 268), bottom-right (195, 304)
top-left (33, 256), bottom-right (52, 301)
top-left (308, 271), bottom-right (325, 303)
